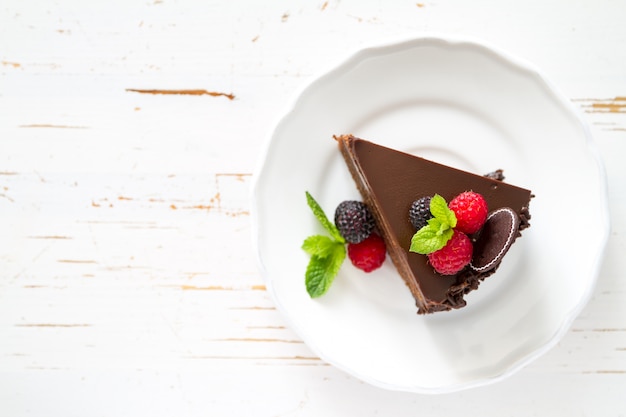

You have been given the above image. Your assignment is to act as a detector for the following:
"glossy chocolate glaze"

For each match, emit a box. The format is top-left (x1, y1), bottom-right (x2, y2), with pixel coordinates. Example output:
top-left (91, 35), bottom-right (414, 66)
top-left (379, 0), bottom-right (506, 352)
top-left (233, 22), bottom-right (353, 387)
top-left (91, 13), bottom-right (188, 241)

top-left (336, 135), bottom-right (532, 314)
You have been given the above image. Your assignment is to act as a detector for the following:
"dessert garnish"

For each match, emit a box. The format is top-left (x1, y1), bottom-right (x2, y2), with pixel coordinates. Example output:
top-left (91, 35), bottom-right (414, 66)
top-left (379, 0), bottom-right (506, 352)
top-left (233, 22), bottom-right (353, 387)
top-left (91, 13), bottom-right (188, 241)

top-left (302, 191), bottom-right (386, 298)
top-left (448, 191), bottom-right (488, 234)
top-left (409, 196), bottom-right (433, 230)
top-left (409, 192), bottom-right (489, 275)
top-left (334, 200), bottom-right (375, 244)
top-left (470, 207), bottom-right (520, 273)
top-left (409, 194), bottom-right (459, 256)
top-left (302, 192), bottom-right (346, 298)
top-left (427, 230), bottom-right (473, 275)
top-left (347, 232), bottom-right (386, 273)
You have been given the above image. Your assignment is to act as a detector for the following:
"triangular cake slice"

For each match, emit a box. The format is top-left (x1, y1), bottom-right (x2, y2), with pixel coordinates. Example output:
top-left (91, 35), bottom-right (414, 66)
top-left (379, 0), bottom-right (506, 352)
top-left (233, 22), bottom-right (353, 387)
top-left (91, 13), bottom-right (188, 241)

top-left (336, 134), bottom-right (532, 314)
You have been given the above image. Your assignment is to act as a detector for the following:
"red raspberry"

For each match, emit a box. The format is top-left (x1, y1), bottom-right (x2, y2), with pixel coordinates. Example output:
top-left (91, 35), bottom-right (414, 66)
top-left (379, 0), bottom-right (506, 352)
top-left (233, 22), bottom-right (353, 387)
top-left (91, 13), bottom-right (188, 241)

top-left (449, 191), bottom-right (488, 234)
top-left (347, 232), bottom-right (386, 273)
top-left (428, 230), bottom-right (473, 275)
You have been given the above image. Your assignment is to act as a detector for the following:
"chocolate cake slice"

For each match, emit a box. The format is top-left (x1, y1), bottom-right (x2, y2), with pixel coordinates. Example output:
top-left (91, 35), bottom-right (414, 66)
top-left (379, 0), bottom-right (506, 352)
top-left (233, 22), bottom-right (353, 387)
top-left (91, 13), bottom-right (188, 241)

top-left (336, 134), bottom-right (532, 314)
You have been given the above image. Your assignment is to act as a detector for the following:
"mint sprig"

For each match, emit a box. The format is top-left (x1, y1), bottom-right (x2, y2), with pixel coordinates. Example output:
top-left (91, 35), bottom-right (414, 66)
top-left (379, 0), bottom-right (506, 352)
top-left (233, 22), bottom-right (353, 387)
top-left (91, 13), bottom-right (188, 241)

top-left (305, 191), bottom-right (344, 242)
top-left (304, 240), bottom-right (346, 297)
top-left (302, 192), bottom-right (346, 298)
top-left (409, 194), bottom-right (457, 255)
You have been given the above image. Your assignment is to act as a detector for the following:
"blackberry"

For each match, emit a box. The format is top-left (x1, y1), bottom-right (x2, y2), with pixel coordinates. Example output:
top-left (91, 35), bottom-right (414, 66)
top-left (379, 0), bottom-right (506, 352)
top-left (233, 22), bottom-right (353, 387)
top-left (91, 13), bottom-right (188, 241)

top-left (409, 196), bottom-right (433, 230)
top-left (334, 200), bottom-right (375, 244)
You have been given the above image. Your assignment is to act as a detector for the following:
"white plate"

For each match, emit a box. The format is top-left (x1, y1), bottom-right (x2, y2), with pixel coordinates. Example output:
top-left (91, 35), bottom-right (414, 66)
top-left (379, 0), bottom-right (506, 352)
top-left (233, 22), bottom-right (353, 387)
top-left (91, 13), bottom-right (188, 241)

top-left (251, 36), bottom-right (609, 393)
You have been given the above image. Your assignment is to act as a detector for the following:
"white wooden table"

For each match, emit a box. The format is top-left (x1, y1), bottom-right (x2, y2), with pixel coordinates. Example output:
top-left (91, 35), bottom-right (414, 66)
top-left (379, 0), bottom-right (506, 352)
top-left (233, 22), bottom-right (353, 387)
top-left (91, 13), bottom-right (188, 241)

top-left (1, 1), bottom-right (625, 415)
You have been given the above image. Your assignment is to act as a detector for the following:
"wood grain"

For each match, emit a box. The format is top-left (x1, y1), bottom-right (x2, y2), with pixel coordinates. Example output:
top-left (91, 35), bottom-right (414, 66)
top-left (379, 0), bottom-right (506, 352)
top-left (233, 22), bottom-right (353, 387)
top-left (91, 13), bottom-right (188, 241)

top-left (1, 0), bottom-right (625, 415)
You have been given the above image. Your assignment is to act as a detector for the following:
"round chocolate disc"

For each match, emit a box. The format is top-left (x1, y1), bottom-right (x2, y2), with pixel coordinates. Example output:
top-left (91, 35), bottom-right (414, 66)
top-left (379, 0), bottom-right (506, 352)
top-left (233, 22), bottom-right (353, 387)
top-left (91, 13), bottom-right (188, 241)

top-left (470, 207), bottom-right (520, 273)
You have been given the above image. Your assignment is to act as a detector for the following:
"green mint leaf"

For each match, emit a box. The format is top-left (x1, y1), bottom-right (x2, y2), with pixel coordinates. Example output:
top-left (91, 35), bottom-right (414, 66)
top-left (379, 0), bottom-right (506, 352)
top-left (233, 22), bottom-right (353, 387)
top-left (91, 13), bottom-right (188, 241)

top-left (429, 194), bottom-right (457, 229)
top-left (409, 224), bottom-right (454, 254)
top-left (429, 194), bottom-right (448, 219)
top-left (302, 192), bottom-right (348, 297)
top-left (305, 191), bottom-right (345, 243)
top-left (409, 194), bottom-right (457, 254)
top-left (302, 235), bottom-right (337, 258)
top-left (305, 242), bottom-right (346, 298)
top-left (427, 217), bottom-right (452, 236)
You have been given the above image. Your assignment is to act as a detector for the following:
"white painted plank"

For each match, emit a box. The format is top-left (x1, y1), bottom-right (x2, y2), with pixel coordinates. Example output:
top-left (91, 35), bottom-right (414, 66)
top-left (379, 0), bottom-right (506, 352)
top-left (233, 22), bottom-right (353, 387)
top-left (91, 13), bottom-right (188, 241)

top-left (1, 0), bottom-right (625, 415)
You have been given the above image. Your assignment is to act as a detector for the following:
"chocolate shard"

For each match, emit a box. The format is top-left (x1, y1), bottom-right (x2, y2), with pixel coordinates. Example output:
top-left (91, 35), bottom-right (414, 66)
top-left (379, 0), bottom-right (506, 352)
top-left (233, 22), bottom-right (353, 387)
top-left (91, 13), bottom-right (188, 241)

top-left (470, 207), bottom-right (521, 273)
top-left (484, 169), bottom-right (505, 181)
